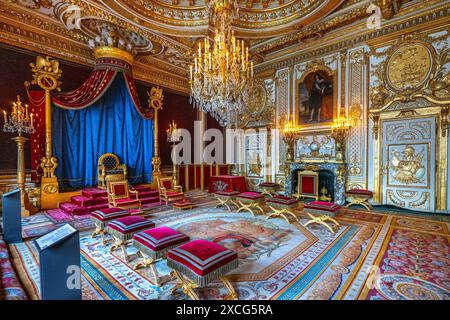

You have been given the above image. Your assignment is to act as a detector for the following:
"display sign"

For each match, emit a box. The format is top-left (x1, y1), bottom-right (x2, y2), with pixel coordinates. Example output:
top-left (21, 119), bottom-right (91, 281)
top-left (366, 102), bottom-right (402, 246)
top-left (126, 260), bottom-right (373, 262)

top-left (34, 224), bottom-right (81, 300)
top-left (2, 188), bottom-right (22, 243)
top-left (35, 223), bottom-right (77, 251)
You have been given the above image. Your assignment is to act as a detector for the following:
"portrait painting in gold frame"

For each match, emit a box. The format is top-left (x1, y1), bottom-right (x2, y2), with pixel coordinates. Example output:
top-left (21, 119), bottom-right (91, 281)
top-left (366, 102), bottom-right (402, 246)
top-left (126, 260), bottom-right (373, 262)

top-left (296, 69), bottom-right (338, 129)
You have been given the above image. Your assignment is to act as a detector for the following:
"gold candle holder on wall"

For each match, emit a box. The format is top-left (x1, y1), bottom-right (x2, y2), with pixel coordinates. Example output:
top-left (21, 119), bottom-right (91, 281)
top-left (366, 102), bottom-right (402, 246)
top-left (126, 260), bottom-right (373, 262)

top-left (2, 95), bottom-right (35, 216)
top-left (281, 120), bottom-right (301, 162)
top-left (330, 115), bottom-right (351, 161)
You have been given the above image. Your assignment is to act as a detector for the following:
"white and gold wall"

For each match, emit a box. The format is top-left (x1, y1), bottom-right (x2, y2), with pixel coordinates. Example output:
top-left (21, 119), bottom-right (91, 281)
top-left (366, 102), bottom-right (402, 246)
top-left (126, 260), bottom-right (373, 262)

top-left (241, 6), bottom-right (450, 214)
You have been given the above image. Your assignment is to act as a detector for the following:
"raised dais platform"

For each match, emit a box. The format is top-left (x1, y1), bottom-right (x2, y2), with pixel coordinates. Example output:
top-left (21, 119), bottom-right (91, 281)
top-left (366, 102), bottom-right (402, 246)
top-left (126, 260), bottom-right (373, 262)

top-left (47, 185), bottom-right (160, 218)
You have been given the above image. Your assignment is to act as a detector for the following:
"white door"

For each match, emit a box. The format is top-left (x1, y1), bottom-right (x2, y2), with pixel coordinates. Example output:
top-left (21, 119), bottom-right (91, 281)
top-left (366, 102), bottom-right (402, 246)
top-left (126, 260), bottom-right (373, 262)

top-left (381, 117), bottom-right (435, 212)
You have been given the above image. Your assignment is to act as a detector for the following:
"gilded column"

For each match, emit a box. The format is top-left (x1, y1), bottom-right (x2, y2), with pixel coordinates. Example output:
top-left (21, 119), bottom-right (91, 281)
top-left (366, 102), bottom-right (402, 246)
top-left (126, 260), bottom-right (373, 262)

top-left (26, 56), bottom-right (62, 209)
top-left (148, 86), bottom-right (164, 188)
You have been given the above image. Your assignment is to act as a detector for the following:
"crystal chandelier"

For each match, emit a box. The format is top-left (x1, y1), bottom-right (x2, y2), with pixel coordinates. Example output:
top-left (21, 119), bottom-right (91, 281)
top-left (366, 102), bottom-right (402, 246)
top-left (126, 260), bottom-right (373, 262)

top-left (189, 0), bottom-right (254, 126)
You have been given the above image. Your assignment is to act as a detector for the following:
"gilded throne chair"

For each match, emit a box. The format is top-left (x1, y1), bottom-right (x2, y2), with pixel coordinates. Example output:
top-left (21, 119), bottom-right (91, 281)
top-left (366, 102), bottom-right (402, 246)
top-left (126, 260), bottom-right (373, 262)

top-left (157, 177), bottom-right (184, 205)
top-left (98, 153), bottom-right (127, 189)
top-left (107, 180), bottom-right (141, 210)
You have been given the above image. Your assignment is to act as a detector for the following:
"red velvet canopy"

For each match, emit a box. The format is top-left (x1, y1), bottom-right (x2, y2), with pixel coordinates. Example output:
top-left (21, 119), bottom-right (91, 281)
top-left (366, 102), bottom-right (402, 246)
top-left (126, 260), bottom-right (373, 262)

top-left (27, 56), bottom-right (153, 181)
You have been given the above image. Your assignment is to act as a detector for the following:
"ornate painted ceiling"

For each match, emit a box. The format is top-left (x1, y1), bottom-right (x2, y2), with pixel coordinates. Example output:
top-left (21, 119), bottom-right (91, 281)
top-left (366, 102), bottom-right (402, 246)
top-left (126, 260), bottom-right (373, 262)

top-left (0, 0), bottom-right (432, 93)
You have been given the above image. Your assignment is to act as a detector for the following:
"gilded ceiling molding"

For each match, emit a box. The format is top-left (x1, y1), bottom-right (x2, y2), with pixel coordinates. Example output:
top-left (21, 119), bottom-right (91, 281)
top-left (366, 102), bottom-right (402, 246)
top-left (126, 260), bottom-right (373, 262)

top-left (251, 2), bottom-right (370, 55)
top-left (0, 1), bottom-right (89, 43)
top-left (65, 0), bottom-right (192, 56)
top-left (99, 0), bottom-right (342, 38)
top-left (255, 4), bottom-right (450, 75)
top-left (0, 20), bottom-right (94, 66)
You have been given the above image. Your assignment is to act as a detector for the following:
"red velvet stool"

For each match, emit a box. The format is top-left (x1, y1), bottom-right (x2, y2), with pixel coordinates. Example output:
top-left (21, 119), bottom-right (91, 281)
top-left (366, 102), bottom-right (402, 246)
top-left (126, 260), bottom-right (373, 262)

top-left (303, 201), bottom-right (341, 234)
top-left (345, 189), bottom-right (373, 211)
top-left (266, 196), bottom-right (299, 224)
top-left (90, 208), bottom-right (130, 245)
top-left (236, 192), bottom-right (266, 216)
top-left (214, 191), bottom-right (240, 211)
top-left (132, 226), bottom-right (190, 286)
top-left (107, 216), bottom-right (155, 262)
top-left (167, 239), bottom-right (239, 300)
top-left (259, 182), bottom-right (282, 197)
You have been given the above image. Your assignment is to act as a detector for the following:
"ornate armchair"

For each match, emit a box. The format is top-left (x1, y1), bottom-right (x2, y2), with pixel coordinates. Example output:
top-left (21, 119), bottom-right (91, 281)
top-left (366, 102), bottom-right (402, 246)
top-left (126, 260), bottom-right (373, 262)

top-left (107, 181), bottom-right (141, 209)
top-left (157, 177), bottom-right (184, 205)
top-left (98, 153), bottom-right (127, 189)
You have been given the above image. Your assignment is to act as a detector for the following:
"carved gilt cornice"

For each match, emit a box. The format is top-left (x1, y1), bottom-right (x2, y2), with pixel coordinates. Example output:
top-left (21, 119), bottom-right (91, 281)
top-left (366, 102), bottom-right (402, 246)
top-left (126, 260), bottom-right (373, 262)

top-left (255, 1), bottom-right (450, 75)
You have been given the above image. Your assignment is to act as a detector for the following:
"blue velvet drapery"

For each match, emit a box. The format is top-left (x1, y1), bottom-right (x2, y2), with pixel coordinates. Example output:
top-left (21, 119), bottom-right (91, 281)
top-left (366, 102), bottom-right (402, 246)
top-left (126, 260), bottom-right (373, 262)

top-left (52, 74), bottom-right (153, 189)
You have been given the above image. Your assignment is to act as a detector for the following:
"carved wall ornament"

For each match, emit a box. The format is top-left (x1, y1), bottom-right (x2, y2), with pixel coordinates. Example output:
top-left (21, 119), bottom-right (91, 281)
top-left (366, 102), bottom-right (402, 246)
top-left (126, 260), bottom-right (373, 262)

top-left (369, 33), bottom-right (450, 112)
top-left (239, 77), bottom-right (275, 129)
top-left (297, 135), bottom-right (334, 159)
top-left (390, 145), bottom-right (426, 185)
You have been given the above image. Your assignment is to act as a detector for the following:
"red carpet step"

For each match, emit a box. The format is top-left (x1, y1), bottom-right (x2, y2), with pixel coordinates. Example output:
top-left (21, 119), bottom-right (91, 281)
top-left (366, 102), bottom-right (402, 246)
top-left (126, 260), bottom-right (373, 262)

top-left (56, 185), bottom-right (160, 217)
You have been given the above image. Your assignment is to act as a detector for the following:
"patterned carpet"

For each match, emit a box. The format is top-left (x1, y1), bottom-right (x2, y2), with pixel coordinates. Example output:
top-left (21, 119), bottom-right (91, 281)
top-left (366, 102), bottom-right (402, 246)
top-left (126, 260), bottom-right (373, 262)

top-left (8, 201), bottom-right (450, 300)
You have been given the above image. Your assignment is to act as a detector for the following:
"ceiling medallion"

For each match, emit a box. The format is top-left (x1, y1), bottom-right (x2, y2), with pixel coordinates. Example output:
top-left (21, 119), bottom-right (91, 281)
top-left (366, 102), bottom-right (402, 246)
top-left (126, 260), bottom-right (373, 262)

top-left (189, 0), bottom-right (254, 126)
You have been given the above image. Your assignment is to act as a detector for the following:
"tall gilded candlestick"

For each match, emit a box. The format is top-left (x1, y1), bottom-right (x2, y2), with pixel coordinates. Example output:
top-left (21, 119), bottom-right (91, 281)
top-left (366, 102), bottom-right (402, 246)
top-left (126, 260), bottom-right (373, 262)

top-left (25, 56), bottom-right (62, 209)
top-left (167, 120), bottom-right (181, 185)
top-left (2, 95), bottom-right (35, 216)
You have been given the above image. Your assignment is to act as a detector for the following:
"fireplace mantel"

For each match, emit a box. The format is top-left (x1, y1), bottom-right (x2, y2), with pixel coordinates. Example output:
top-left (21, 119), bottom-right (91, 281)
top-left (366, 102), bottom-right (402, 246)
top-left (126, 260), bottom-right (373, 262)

top-left (284, 160), bottom-right (347, 205)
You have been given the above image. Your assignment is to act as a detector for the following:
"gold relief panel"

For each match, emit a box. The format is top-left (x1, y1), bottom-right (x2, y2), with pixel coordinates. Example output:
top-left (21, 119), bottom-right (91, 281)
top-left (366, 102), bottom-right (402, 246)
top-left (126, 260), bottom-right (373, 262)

top-left (386, 42), bottom-right (434, 94)
top-left (369, 33), bottom-right (450, 111)
top-left (386, 143), bottom-right (430, 189)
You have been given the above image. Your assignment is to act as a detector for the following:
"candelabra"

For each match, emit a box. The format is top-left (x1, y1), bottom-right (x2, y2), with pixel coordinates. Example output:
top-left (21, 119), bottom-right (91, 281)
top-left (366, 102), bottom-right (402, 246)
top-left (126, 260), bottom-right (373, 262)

top-left (189, 0), bottom-right (254, 126)
top-left (330, 116), bottom-right (351, 161)
top-left (2, 95), bottom-right (35, 216)
top-left (166, 120), bottom-right (182, 185)
top-left (281, 121), bottom-right (301, 162)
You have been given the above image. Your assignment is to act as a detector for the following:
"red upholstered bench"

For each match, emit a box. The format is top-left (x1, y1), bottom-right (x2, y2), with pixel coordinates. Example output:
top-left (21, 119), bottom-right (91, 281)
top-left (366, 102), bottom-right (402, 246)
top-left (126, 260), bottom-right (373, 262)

top-left (107, 216), bottom-right (155, 262)
top-left (167, 239), bottom-right (239, 300)
top-left (90, 208), bottom-right (130, 245)
top-left (303, 201), bottom-right (341, 234)
top-left (345, 189), bottom-right (373, 211)
top-left (266, 196), bottom-right (299, 224)
top-left (214, 191), bottom-right (240, 211)
top-left (132, 226), bottom-right (190, 286)
top-left (258, 182), bottom-right (282, 197)
top-left (236, 192), bottom-right (266, 216)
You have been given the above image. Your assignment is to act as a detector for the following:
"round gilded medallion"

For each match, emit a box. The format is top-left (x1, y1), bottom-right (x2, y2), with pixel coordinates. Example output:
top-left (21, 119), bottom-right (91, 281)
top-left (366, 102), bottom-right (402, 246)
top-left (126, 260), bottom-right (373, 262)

top-left (386, 43), bottom-right (433, 93)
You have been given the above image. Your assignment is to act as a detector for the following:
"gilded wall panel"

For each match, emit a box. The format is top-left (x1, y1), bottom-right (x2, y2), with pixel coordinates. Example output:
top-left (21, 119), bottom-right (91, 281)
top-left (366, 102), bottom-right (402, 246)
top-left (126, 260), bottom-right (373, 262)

top-left (347, 47), bottom-right (368, 188)
top-left (275, 68), bottom-right (290, 175)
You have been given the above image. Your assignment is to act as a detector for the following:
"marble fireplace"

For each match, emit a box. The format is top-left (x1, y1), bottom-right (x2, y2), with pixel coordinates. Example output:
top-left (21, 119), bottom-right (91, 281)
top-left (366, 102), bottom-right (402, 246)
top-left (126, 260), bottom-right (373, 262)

top-left (284, 159), bottom-right (347, 205)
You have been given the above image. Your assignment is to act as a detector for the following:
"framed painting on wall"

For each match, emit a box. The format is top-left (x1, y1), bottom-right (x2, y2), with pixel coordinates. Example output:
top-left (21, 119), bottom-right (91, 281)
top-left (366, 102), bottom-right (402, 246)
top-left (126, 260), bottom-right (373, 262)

top-left (296, 69), bottom-right (337, 129)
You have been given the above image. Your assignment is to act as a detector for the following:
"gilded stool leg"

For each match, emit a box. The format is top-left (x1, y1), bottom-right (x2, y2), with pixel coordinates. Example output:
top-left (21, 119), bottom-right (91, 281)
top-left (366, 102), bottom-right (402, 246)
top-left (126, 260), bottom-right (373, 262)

top-left (220, 276), bottom-right (239, 300)
top-left (109, 238), bottom-right (123, 252)
top-left (91, 226), bottom-right (102, 239)
top-left (133, 252), bottom-right (164, 287)
top-left (266, 206), bottom-right (298, 224)
top-left (345, 197), bottom-right (372, 211)
top-left (304, 213), bottom-right (338, 234)
top-left (120, 243), bottom-right (130, 262)
top-left (170, 270), bottom-right (199, 300)
top-left (255, 204), bottom-right (265, 215)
